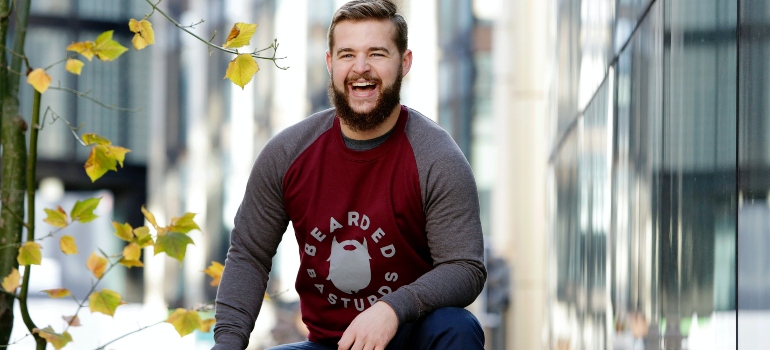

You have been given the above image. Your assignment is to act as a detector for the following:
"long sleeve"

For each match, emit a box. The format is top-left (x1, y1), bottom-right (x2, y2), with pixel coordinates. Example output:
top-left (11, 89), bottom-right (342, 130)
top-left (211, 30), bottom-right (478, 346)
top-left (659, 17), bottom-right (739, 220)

top-left (212, 142), bottom-right (290, 349)
top-left (380, 108), bottom-right (487, 323)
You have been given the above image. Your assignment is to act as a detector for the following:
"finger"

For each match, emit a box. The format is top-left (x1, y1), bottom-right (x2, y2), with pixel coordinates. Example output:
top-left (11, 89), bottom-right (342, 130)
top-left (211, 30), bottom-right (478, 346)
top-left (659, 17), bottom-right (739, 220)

top-left (338, 332), bottom-right (354, 350)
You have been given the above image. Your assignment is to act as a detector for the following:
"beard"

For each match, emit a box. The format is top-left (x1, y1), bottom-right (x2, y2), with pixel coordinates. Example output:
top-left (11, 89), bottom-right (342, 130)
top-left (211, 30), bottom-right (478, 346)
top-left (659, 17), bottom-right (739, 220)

top-left (328, 67), bottom-right (403, 133)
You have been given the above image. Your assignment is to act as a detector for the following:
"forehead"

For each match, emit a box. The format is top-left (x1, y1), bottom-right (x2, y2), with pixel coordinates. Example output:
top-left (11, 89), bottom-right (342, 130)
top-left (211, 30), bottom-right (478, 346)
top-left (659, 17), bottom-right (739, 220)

top-left (331, 19), bottom-right (397, 51)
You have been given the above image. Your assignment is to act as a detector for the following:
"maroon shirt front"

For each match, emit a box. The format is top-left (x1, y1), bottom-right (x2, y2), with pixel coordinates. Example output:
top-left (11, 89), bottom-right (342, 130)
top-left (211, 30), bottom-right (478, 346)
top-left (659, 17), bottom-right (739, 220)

top-left (282, 108), bottom-right (432, 343)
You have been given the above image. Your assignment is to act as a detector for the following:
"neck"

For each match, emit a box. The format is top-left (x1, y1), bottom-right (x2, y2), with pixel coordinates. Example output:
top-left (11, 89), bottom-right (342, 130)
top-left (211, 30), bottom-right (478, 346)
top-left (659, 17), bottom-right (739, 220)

top-left (340, 104), bottom-right (401, 140)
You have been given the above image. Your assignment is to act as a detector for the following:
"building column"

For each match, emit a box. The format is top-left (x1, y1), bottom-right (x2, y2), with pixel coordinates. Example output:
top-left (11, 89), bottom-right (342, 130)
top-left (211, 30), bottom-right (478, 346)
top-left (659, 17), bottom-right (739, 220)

top-left (491, 0), bottom-right (553, 348)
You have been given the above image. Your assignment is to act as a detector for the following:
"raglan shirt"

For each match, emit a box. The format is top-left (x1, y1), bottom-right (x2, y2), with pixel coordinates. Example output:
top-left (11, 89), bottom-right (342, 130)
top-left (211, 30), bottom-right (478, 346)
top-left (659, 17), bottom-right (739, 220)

top-left (213, 106), bottom-right (486, 349)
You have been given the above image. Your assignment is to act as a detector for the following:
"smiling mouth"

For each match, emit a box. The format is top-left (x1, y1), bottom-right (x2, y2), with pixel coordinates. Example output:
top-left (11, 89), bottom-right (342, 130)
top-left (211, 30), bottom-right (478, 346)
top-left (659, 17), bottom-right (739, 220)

top-left (350, 81), bottom-right (377, 93)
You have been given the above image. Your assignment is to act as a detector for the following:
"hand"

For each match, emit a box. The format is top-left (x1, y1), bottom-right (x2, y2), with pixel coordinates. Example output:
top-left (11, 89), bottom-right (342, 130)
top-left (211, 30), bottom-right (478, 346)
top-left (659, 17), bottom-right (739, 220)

top-left (337, 301), bottom-right (399, 350)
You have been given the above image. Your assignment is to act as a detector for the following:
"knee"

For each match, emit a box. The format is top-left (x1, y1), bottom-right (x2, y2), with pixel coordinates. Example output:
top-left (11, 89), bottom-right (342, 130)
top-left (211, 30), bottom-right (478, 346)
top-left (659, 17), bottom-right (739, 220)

top-left (422, 307), bottom-right (484, 339)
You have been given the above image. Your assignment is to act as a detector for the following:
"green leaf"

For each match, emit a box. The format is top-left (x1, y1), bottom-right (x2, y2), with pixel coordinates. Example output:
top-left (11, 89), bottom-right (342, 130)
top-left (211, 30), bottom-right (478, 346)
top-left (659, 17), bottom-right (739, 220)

top-left (113, 221), bottom-right (134, 242)
top-left (93, 30), bottom-right (128, 61)
top-left (169, 212), bottom-right (200, 234)
top-left (224, 54), bottom-right (259, 89)
top-left (84, 144), bottom-right (131, 182)
top-left (154, 232), bottom-right (194, 262)
top-left (34, 327), bottom-right (72, 350)
top-left (18, 242), bottom-right (42, 265)
top-left (71, 197), bottom-right (101, 223)
top-left (166, 308), bottom-right (203, 337)
top-left (43, 206), bottom-right (68, 228)
top-left (89, 289), bottom-right (122, 316)
top-left (133, 226), bottom-right (154, 248)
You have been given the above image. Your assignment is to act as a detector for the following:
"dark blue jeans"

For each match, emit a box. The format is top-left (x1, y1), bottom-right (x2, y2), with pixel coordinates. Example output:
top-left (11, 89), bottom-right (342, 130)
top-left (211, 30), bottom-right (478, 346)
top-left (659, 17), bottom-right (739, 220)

top-left (267, 307), bottom-right (484, 350)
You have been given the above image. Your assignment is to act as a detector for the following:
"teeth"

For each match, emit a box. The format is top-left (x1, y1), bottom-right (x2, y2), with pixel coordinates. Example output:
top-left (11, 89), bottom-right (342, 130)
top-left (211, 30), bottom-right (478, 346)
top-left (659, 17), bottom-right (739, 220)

top-left (352, 82), bottom-right (375, 87)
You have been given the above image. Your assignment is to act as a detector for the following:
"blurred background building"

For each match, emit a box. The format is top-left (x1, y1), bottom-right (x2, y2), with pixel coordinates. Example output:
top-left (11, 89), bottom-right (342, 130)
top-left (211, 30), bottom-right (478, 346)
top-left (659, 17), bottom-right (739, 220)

top-left (9, 0), bottom-right (768, 349)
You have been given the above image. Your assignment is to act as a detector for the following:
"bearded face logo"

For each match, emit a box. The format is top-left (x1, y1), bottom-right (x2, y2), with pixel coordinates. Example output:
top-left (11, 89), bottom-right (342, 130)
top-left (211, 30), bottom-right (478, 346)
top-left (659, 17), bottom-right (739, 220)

top-left (327, 237), bottom-right (371, 294)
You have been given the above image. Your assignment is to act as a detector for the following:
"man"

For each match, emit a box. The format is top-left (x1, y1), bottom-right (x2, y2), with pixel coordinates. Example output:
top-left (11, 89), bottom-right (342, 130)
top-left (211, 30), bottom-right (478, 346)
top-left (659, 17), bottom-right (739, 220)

top-left (213, 1), bottom-right (486, 349)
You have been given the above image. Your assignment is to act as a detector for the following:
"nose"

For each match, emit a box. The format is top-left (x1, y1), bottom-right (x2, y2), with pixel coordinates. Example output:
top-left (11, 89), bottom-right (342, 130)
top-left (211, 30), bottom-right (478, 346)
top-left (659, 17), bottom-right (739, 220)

top-left (352, 55), bottom-right (370, 74)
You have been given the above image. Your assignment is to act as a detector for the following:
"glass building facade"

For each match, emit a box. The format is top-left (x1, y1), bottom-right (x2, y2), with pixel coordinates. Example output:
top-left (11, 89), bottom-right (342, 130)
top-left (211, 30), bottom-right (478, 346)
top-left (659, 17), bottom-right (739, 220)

top-left (549, 0), bottom-right (767, 348)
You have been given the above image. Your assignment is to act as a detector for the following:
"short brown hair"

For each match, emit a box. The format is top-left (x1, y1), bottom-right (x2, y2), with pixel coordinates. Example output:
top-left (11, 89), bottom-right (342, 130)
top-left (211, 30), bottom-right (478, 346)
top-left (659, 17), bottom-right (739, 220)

top-left (327, 0), bottom-right (408, 55)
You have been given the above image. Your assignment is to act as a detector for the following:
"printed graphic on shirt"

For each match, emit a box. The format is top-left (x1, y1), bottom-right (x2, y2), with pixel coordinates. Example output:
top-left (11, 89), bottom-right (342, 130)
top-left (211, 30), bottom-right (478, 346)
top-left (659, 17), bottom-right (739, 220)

top-left (304, 211), bottom-right (401, 312)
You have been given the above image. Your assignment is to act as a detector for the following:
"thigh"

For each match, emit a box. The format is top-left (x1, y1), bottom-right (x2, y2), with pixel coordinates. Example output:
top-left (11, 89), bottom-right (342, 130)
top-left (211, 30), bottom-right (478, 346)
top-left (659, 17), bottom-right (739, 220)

top-left (386, 307), bottom-right (485, 350)
top-left (267, 341), bottom-right (337, 350)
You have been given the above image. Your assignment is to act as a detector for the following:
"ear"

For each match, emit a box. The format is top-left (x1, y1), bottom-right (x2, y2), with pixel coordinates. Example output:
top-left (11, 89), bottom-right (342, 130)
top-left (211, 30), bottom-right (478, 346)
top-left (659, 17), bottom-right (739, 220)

top-left (326, 50), bottom-right (332, 75)
top-left (401, 49), bottom-right (413, 77)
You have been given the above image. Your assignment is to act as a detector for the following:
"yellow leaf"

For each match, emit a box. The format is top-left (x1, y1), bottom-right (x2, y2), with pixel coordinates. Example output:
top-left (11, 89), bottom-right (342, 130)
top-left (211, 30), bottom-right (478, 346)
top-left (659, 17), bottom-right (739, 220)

top-left (154, 231), bottom-right (195, 262)
top-left (223, 22), bottom-right (258, 48)
top-left (133, 226), bottom-right (153, 248)
top-left (65, 58), bottom-right (85, 75)
top-left (122, 242), bottom-right (141, 261)
top-left (224, 54), bottom-right (259, 89)
top-left (41, 288), bottom-right (72, 298)
top-left (93, 30), bottom-right (128, 61)
top-left (66, 41), bottom-right (95, 61)
top-left (27, 68), bottom-right (52, 94)
top-left (118, 258), bottom-right (144, 268)
top-left (18, 242), bottom-right (42, 265)
top-left (129, 18), bottom-right (155, 50)
top-left (113, 221), bottom-right (134, 242)
top-left (43, 206), bottom-right (68, 228)
top-left (203, 261), bottom-right (224, 287)
top-left (89, 289), bottom-right (122, 316)
top-left (70, 197), bottom-right (101, 223)
top-left (82, 133), bottom-right (111, 146)
top-left (63, 315), bottom-right (81, 327)
top-left (2, 268), bottom-right (21, 292)
top-left (199, 318), bottom-right (216, 332)
top-left (166, 308), bottom-right (203, 337)
top-left (34, 327), bottom-right (72, 350)
top-left (86, 252), bottom-right (108, 279)
top-left (84, 144), bottom-right (131, 182)
top-left (141, 206), bottom-right (160, 229)
top-left (169, 212), bottom-right (200, 234)
top-left (59, 235), bottom-right (78, 255)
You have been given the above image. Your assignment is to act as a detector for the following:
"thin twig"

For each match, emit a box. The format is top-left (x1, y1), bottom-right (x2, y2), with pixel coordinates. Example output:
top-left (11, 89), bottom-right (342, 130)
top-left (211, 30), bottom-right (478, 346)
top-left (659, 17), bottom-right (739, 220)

top-left (48, 85), bottom-right (141, 112)
top-left (182, 19), bottom-right (204, 29)
top-left (0, 334), bottom-right (31, 348)
top-left (39, 107), bottom-right (87, 145)
top-left (64, 259), bottom-right (122, 333)
top-left (144, 0), bottom-right (288, 68)
top-left (0, 43), bottom-right (30, 73)
top-left (142, 0), bottom-right (160, 20)
top-left (94, 320), bottom-right (165, 350)
top-left (43, 56), bottom-right (70, 71)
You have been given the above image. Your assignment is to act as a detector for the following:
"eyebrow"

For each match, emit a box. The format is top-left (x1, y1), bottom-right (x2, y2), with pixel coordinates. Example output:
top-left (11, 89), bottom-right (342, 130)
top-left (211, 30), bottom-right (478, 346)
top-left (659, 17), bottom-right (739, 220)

top-left (336, 47), bottom-right (391, 55)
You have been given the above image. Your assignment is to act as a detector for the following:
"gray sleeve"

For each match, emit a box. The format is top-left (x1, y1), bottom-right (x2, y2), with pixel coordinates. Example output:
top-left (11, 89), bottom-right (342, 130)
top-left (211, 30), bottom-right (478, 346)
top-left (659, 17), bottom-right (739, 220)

top-left (213, 110), bottom-right (335, 349)
top-left (380, 108), bottom-right (487, 323)
top-left (212, 139), bottom-right (290, 349)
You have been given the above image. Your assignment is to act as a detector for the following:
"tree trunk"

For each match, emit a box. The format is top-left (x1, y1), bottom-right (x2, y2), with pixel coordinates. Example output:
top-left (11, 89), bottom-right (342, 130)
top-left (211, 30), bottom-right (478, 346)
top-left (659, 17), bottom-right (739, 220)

top-left (0, 0), bottom-right (31, 344)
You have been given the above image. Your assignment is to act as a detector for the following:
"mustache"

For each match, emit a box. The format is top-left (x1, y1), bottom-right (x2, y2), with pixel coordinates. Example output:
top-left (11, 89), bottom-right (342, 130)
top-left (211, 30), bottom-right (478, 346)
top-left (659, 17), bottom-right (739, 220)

top-left (345, 73), bottom-right (382, 85)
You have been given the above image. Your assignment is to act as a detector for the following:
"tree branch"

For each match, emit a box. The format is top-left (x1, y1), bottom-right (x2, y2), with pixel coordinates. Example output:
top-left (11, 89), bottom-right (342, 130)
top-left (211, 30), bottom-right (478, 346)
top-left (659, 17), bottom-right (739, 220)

top-left (48, 85), bottom-right (141, 112)
top-left (94, 320), bottom-right (165, 350)
top-left (144, 0), bottom-right (288, 69)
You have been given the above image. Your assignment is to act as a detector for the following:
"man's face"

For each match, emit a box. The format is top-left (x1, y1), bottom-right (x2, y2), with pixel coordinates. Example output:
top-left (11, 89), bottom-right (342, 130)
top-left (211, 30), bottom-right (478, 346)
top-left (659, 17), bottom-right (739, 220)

top-left (326, 19), bottom-right (412, 132)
